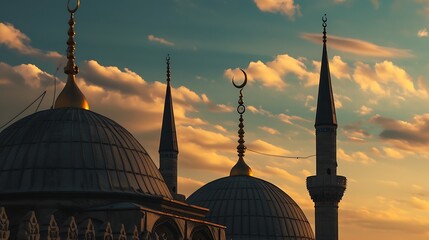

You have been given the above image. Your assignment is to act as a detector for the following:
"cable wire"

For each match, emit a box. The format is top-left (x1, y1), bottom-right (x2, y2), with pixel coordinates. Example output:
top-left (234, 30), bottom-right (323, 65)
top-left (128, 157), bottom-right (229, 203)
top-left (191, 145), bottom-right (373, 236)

top-left (246, 148), bottom-right (315, 159)
top-left (0, 91), bottom-right (46, 130)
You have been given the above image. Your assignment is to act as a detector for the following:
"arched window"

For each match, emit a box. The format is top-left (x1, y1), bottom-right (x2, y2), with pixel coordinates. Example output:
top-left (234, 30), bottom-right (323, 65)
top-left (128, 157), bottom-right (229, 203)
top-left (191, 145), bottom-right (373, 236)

top-left (190, 226), bottom-right (214, 240)
top-left (152, 217), bottom-right (182, 240)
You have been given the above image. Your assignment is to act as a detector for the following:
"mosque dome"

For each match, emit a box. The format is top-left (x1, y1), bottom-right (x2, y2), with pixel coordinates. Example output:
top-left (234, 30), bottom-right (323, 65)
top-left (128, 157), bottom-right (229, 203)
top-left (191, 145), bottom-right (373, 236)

top-left (186, 175), bottom-right (314, 240)
top-left (0, 108), bottom-right (172, 201)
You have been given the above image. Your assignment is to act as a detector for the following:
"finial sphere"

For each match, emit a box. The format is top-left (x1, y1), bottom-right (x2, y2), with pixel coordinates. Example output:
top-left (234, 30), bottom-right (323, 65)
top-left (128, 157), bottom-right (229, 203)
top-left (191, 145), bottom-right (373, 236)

top-left (67, 0), bottom-right (80, 13)
top-left (232, 69), bottom-right (248, 89)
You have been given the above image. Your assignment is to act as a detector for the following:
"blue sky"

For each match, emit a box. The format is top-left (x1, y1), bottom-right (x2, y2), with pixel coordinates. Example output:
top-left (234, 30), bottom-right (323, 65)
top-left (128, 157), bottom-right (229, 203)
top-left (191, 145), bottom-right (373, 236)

top-left (2, 1), bottom-right (429, 239)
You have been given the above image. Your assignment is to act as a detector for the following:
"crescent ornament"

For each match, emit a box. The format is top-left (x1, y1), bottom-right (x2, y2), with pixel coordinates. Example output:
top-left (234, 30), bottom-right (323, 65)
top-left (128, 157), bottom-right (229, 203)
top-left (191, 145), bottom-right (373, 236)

top-left (67, 0), bottom-right (80, 13)
top-left (232, 68), bottom-right (247, 89)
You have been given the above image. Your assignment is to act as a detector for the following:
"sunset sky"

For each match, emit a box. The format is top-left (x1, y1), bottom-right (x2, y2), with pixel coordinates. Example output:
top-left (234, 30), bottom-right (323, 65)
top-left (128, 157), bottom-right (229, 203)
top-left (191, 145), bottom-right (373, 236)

top-left (2, 0), bottom-right (429, 239)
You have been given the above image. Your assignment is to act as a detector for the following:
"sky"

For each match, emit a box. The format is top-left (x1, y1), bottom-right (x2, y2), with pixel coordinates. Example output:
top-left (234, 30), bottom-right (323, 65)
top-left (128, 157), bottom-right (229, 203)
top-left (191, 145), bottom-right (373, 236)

top-left (1, 0), bottom-right (429, 239)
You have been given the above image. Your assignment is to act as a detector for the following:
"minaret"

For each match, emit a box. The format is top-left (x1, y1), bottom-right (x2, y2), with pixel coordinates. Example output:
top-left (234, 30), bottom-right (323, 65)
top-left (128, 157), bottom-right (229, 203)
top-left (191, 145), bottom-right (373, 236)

top-left (230, 69), bottom-right (253, 177)
top-left (159, 55), bottom-right (179, 197)
top-left (306, 15), bottom-right (347, 240)
top-left (55, 0), bottom-right (89, 110)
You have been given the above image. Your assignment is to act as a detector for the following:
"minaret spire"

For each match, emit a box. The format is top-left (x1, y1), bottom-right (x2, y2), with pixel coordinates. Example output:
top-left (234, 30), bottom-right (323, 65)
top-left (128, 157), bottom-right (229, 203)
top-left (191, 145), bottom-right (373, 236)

top-left (159, 54), bottom-right (179, 196)
top-left (55, 0), bottom-right (89, 110)
top-left (315, 14), bottom-right (336, 127)
top-left (230, 69), bottom-right (253, 177)
top-left (307, 14), bottom-right (347, 240)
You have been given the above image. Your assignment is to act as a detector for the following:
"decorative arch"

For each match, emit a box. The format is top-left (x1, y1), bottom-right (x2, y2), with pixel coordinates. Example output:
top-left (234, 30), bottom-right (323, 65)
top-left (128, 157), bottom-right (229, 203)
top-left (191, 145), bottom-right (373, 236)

top-left (190, 226), bottom-right (214, 240)
top-left (152, 217), bottom-right (182, 240)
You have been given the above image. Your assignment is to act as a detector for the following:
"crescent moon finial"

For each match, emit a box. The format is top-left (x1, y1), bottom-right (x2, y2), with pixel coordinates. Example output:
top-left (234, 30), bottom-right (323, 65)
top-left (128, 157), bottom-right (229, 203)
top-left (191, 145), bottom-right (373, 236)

top-left (322, 14), bottom-right (327, 23)
top-left (322, 14), bottom-right (327, 43)
top-left (232, 68), bottom-right (247, 89)
top-left (67, 0), bottom-right (80, 13)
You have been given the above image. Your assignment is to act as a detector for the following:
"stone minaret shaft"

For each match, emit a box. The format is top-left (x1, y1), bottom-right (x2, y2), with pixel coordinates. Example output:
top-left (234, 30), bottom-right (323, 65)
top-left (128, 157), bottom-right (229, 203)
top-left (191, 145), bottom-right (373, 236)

top-left (306, 15), bottom-right (347, 240)
top-left (159, 55), bottom-right (179, 195)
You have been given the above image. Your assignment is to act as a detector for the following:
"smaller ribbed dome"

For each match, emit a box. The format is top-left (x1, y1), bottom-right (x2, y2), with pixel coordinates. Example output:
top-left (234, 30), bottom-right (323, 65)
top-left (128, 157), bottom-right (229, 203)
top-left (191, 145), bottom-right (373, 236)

top-left (187, 175), bottom-right (314, 240)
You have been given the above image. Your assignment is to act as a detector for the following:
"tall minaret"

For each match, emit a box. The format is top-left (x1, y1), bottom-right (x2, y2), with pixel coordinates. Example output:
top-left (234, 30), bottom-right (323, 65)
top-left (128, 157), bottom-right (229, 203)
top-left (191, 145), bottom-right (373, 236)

top-left (159, 55), bottom-right (179, 197)
top-left (306, 15), bottom-right (347, 240)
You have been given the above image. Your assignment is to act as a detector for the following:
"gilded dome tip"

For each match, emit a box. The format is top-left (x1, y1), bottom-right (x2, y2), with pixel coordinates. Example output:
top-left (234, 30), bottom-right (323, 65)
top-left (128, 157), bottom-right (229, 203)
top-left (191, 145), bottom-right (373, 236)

top-left (230, 159), bottom-right (253, 176)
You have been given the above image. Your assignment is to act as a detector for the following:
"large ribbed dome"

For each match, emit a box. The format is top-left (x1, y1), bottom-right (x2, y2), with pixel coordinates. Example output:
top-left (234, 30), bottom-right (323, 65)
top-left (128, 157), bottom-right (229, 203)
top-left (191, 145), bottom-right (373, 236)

top-left (0, 108), bottom-right (172, 199)
top-left (187, 175), bottom-right (314, 240)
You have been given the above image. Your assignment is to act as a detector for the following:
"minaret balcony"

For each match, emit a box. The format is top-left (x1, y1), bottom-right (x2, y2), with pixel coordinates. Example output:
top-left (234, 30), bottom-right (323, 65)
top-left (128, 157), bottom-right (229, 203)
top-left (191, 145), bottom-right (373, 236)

top-left (306, 175), bottom-right (347, 203)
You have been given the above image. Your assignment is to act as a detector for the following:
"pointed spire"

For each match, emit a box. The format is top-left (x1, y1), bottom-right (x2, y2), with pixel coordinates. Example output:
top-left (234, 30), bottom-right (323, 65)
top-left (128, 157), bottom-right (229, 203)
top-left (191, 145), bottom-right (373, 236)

top-left (55, 0), bottom-right (89, 110)
top-left (315, 14), bottom-right (337, 127)
top-left (230, 69), bottom-right (253, 177)
top-left (159, 55), bottom-right (178, 153)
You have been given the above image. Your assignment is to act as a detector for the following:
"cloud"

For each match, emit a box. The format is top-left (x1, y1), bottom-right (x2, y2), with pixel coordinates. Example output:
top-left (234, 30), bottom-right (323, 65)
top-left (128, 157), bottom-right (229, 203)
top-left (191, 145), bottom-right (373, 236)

top-left (214, 125), bottom-right (227, 132)
top-left (0, 22), bottom-right (63, 61)
top-left (312, 56), bottom-right (351, 80)
top-left (278, 113), bottom-right (308, 125)
top-left (418, 28), bottom-right (429, 38)
top-left (253, 0), bottom-right (300, 19)
top-left (178, 177), bottom-right (205, 197)
top-left (370, 114), bottom-right (429, 153)
top-left (0, 62), bottom-right (57, 89)
top-left (356, 105), bottom-right (373, 115)
top-left (342, 206), bottom-right (429, 235)
top-left (247, 139), bottom-right (291, 156)
top-left (225, 54), bottom-right (319, 89)
top-left (342, 124), bottom-right (371, 142)
top-left (338, 148), bottom-right (375, 164)
top-left (377, 180), bottom-right (399, 187)
top-left (382, 147), bottom-right (405, 159)
top-left (302, 33), bottom-right (413, 58)
top-left (178, 125), bottom-right (236, 172)
top-left (148, 34), bottom-right (175, 46)
top-left (201, 93), bottom-right (234, 112)
top-left (258, 126), bottom-right (280, 135)
top-left (265, 166), bottom-right (301, 183)
top-left (352, 61), bottom-right (416, 97)
top-left (411, 196), bottom-right (429, 210)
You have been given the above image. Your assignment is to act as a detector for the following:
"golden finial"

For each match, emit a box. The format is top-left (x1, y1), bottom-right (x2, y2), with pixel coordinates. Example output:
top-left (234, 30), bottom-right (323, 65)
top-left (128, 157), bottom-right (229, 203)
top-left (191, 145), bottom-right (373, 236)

top-left (230, 69), bottom-right (253, 177)
top-left (55, 0), bottom-right (89, 110)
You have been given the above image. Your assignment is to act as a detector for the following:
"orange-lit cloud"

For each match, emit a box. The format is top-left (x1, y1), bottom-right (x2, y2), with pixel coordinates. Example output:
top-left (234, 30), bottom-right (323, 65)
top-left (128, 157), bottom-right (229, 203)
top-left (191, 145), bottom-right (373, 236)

top-left (411, 196), bottom-right (429, 210)
top-left (148, 34), bottom-right (175, 46)
top-left (278, 113), bottom-right (308, 125)
top-left (356, 105), bottom-right (373, 115)
top-left (265, 166), bottom-right (301, 183)
top-left (352, 61), bottom-right (416, 97)
top-left (178, 177), bottom-right (205, 197)
top-left (418, 28), bottom-right (428, 38)
top-left (253, 0), bottom-right (300, 19)
top-left (302, 33), bottom-right (413, 58)
top-left (248, 139), bottom-right (291, 156)
top-left (0, 22), bottom-right (63, 61)
top-left (338, 148), bottom-right (375, 164)
top-left (225, 54), bottom-right (319, 89)
top-left (201, 93), bottom-right (234, 112)
top-left (312, 56), bottom-right (351, 80)
top-left (258, 126), bottom-right (280, 135)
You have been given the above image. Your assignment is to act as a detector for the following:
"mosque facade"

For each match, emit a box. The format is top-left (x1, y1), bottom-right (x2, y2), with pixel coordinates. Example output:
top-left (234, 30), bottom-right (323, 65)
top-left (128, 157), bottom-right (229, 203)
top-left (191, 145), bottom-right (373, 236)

top-left (0, 3), bottom-right (346, 240)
